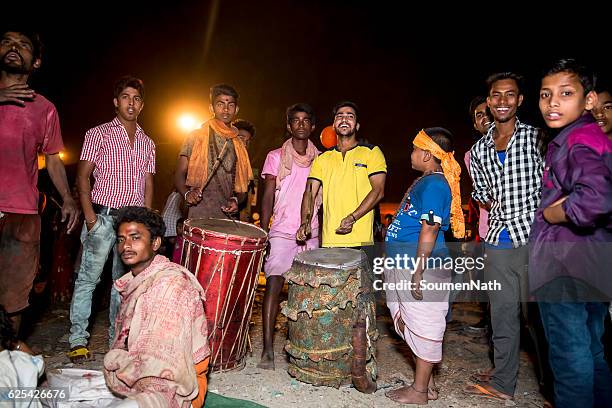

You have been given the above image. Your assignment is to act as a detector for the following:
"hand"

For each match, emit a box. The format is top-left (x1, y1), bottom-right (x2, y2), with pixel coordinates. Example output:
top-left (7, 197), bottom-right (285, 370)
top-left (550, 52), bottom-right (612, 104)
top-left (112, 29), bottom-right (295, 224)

top-left (411, 271), bottom-right (423, 301)
top-left (543, 196), bottom-right (568, 224)
top-left (184, 190), bottom-right (202, 206)
top-left (0, 83), bottom-right (35, 106)
top-left (221, 199), bottom-right (239, 214)
top-left (85, 217), bottom-right (98, 232)
top-left (550, 196), bottom-right (568, 208)
top-left (296, 222), bottom-right (311, 242)
top-left (335, 214), bottom-right (356, 235)
top-left (61, 197), bottom-right (80, 233)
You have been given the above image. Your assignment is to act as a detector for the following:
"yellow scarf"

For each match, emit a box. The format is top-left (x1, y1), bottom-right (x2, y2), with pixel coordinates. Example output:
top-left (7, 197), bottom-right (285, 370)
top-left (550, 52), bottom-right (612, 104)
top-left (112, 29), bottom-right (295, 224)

top-left (413, 129), bottom-right (465, 238)
top-left (186, 118), bottom-right (253, 193)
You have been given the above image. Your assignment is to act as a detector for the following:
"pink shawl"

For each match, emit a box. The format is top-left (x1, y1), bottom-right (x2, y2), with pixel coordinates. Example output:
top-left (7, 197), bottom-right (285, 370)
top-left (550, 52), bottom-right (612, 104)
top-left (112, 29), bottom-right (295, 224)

top-left (276, 138), bottom-right (319, 188)
top-left (104, 255), bottom-right (209, 408)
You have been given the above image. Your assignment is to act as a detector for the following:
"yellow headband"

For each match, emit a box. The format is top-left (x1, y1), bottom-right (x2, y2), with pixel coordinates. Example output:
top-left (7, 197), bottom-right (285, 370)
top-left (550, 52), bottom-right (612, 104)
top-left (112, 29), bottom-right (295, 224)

top-left (413, 129), bottom-right (465, 238)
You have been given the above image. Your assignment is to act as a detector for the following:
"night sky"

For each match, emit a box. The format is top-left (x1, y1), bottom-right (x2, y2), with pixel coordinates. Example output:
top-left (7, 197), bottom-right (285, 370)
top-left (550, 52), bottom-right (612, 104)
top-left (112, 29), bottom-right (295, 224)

top-left (6, 2), bottom-right (609, 209)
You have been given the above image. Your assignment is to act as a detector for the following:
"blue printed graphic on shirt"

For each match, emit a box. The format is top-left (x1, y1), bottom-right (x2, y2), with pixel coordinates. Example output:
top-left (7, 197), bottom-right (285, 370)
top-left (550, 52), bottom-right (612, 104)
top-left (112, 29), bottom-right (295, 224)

top-left (385, 173), bottom-right (451, 259)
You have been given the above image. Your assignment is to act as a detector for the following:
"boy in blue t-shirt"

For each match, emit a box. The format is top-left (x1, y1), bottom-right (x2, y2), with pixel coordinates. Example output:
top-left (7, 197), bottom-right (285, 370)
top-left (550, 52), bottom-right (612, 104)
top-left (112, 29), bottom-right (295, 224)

top-left (384, 127), bottom-right (464, 405)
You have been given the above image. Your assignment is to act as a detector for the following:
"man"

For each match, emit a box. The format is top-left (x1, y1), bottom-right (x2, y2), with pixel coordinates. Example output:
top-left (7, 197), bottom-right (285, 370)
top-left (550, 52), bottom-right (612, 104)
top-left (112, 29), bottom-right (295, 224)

top-left (175, 84), bottom-right (253, 219)
top-left (0, 28), bottom-right (79, 335)
top-left (233, 118), bottom-right (256, 148)
top-left (258, 103), bottom-right (320, 370)
top-left (465, 73), bottom-right (546, 401)
top-left (160, 189), bottom-right (182, 258)
top-left (297, 101), bottom-right (386, 264)
top-left (233, 119), bottom-right (258, 222)
top-left (68, 76), bottom-right (155, 362)
top-left (104, 207), bottom-right (209, 407)
top-left (592, 79), bottom-right (612, 140)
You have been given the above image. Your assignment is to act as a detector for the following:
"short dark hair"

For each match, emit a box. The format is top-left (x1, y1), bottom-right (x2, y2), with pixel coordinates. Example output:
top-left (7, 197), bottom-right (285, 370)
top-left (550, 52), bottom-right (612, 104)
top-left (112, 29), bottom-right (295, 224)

top-left (286, 103), bottom-right (316, 125)
top-left (233, 119), bottom-right (256, 138)
top-left (332, 101), bottom-right (360, 121)
top-left (541, 59), bottom-right (596, 95)
top-left (115, 206), bottom-right (166, 240)
top-left (468, 96), bottom-right (487, 124)
top-left (1, 28), bottom-right (43, 60)
top-left (210, 83), bottom-right (239, 103)
top-left (423, 127), bottom-right (454, 164)
top-left (486, 72), bottom-right (524, 95)
top-left (113, 75), bottom-right (145, 100)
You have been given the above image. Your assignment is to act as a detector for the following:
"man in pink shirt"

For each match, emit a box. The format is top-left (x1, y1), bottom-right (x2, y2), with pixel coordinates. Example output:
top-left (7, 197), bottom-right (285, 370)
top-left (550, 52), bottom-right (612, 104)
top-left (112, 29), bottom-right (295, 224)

top-left (258, 103), bottom-right (320, 370)
top-left (68, 76), bottom-right (155, 362)
top-left (0, 28), bottom-right (79, 334)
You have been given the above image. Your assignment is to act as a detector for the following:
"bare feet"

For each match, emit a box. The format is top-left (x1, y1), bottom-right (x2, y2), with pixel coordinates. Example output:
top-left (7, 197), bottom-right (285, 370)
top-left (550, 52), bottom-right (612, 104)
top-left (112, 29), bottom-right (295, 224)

top-left (428, 376), bottom-right (439, 400)
top-left (257, 351), bottom-right (275, 370)
top-left (385, 384), bottom-right (429, 405)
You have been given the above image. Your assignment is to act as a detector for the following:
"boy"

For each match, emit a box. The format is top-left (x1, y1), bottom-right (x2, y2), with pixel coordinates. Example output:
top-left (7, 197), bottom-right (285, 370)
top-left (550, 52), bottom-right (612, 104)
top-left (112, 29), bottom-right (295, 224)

top-left (104, 207), bottom-right (209, 407)
top-left (592, 78), bottom-right (612, 140)
top-left (384, 128), bottom-right (464, 405)
top-left (531, 59), bottom-right (612, 408)
top-left (69, 76), bottom-right (155, 361)
top-left (175, 84), bottom-right (253, 219)
top-left (258, 103), bottom-right (320, 370)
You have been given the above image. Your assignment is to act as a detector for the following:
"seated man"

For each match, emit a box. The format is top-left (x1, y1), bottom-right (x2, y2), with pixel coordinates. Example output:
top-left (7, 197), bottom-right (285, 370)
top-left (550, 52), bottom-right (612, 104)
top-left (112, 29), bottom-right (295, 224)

top-left (104, 207), bottom-right (209, 407)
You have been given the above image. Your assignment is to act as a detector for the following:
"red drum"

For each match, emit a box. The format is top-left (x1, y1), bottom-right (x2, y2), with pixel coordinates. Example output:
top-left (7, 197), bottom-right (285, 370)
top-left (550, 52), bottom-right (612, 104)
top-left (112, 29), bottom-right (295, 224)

top-left (179, 218), bottom-right (268, 372)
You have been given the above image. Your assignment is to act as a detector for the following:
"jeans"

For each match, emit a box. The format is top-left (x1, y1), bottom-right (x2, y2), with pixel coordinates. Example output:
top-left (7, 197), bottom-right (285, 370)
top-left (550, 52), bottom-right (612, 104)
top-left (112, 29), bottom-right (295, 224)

top-left (539, 301), bottom-right (612, 408)
top-left (69, 214), bottom-right (125, 348)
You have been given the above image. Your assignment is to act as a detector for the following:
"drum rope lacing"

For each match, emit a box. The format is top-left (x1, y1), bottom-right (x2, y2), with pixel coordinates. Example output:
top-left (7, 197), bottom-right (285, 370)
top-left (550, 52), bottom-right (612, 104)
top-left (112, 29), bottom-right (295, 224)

top-left (180, 229), bottom-right (267, 372)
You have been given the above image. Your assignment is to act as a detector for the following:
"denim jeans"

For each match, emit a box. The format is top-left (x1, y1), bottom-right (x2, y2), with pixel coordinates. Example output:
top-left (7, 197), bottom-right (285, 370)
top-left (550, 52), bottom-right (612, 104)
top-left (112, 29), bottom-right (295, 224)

top-left (539, 301), bottom-right (612, 408)
top-left (69, 214), bottom-right (125, 348)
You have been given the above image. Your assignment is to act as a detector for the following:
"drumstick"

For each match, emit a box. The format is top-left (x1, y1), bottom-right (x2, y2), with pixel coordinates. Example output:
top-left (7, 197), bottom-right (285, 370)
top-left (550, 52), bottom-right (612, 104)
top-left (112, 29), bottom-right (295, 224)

top-left (223, 209), bottom-right (239, 229)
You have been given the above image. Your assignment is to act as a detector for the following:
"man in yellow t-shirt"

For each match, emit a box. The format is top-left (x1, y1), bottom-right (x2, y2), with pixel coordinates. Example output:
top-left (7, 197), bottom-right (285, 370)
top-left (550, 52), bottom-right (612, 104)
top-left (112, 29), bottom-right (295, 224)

top-left (297, 101), bottom-right (386, 251)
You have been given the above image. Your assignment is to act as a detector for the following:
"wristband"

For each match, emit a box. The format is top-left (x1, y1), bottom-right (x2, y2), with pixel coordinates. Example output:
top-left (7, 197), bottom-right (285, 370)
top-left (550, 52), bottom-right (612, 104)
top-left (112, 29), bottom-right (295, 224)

top-left (350, 213), bottom-right (357, 223)
top-left (229, 196), bottom-right (239, 204)
top-left (86, 218), bottom-right (97, 225)
top-left (184, 190), bottom-right (191, 201)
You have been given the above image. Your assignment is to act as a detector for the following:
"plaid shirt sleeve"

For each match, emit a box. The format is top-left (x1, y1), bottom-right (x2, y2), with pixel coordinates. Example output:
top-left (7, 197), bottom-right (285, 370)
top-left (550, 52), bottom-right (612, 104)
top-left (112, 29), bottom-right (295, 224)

top-left (79, 127), bottom-right (102, 163)
top-left (469, 142), bottom-right (490, 204)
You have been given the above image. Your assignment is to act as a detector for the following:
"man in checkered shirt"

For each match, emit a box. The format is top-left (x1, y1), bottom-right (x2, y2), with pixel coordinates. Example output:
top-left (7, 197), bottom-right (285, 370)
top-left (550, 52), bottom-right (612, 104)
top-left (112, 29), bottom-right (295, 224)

top-left (467, 72), bottom-right (546, 401)
top-left (68, 76), bottom-right (156, 363)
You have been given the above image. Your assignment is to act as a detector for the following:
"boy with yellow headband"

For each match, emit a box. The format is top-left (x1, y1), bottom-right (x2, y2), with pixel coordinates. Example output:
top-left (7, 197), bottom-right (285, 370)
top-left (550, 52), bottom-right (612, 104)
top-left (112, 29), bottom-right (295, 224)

top-left (384, 127), bottom-right (464, 405)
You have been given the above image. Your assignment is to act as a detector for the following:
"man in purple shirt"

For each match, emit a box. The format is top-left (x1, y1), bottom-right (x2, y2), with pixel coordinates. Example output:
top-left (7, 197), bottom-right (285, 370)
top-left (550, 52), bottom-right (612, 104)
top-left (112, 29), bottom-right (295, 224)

top-left (0, 28), bottom-right (79, 334)
top-left (531, 59), bottom-right (612, 408)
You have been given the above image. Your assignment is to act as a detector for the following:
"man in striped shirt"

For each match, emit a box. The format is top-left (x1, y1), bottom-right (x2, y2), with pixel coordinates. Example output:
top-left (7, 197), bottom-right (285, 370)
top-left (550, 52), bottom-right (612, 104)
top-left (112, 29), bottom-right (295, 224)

top-left (466, 72), bottom-right (546, 402)
top-left (68, 76), bottom-right (155, 363)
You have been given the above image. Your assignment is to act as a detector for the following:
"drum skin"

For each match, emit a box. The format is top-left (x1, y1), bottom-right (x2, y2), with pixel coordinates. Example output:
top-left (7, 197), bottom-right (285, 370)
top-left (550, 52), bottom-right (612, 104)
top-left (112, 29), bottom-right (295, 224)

top-left (180, 218), bottom-right (268, 372)
top-left (281, 248), bottom-right (378, 388)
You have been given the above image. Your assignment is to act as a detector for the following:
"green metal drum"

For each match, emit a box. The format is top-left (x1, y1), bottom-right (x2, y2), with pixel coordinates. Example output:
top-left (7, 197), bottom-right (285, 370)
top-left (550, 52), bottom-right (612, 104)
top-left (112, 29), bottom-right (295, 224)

top-left (281, 248), bottom-right (378, 388)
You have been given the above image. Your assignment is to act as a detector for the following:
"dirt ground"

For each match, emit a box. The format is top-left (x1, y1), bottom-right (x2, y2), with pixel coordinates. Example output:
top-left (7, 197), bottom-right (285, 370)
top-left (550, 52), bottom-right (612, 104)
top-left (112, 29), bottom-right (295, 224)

top-left (25, 284), bottom-right (548, 407)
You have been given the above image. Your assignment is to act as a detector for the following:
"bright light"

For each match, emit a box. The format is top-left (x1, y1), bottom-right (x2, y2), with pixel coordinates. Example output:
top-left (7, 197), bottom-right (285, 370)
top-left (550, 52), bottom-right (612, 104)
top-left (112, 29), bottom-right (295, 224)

top-left (177, 114), bottom-right (201, 133)
top-left (59, 151), bottom-right (66, 160)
